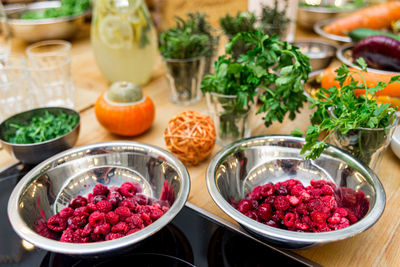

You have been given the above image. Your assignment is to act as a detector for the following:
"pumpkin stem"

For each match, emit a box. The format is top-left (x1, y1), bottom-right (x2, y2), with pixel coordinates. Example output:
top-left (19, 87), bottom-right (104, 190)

top-left (107, 81), bottom-right (143, 103)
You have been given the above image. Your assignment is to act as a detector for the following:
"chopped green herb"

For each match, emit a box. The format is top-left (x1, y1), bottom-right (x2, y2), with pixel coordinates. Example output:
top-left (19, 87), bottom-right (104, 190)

top-left (21, 0), bottom-right (90, 19)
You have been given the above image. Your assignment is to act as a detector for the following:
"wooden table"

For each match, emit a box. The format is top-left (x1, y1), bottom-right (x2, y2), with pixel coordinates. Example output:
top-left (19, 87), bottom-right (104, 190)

top-left (2, 24), bottom-right (400, 267)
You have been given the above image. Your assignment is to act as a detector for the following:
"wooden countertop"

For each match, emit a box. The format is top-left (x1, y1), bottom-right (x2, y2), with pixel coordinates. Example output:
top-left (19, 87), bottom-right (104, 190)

top-left (2, 24), bottom-right (400, 267)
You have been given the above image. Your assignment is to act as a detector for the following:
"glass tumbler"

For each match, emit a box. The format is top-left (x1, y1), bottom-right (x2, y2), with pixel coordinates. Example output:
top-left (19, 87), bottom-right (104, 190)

top-left (26, 40), bottom-right (75, 108)
top-left (0, 54), bottom-right (36, 122)
top-left (206, 92), bottom-right (257, 146)
top-left (164, 57), bottom-right (205, 105)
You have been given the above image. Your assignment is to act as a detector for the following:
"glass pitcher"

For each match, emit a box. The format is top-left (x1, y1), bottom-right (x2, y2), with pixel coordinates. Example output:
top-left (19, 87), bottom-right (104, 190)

top-left (91, 0), bottom-right (158, 85)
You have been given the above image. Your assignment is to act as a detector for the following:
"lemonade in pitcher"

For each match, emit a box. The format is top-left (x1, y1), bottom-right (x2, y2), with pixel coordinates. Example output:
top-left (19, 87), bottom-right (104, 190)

top-left (91, 0), bottom-right (157, 85)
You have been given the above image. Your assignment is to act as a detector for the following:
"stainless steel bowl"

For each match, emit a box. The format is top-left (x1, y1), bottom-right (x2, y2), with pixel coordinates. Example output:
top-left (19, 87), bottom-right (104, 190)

top-left (292, 40), bottom-right (337, 71)
top-left (206, 135), bottom-right (385, 249)
top-left (8, 141), bottom-right (190, 256)
top-left (337, 43), bottom-right (400, 75)
top-left (0, 107), bottom-right (80, 164)
top-left (314, 19), bottom-right (352, 43)
top-left (6, 1), bottom-right (90, 42)
top-left (298, 1), bottom-right (364, 31)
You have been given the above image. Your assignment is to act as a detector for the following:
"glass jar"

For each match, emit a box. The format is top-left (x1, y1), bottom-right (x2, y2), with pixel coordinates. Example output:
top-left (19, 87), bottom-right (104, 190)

top-left (91, 0), bottom-right (158, 85)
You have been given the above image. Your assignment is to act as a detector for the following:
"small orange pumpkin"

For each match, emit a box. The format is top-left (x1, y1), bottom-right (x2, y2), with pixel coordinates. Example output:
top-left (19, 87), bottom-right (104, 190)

top-left (95, 82), bottom-right (155, 136)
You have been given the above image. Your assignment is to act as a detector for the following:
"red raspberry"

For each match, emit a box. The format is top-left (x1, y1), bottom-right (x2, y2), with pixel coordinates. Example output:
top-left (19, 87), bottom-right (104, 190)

top-left (296, 202), bottom-right (308, 215)
top-left (93, 184), bottom-right (109, 196)
top-left (330, 217), bottom-right (350, 230)
top-left (89, 211), bottom-right (105, 227)
top-left (300, 192), bottom-right (311, 202)
top-left (265, 220), bottom-right (279, 228)
top-left (87, 203), bottom-right (97, 213)
top-left (321, 185), bottom-right (334, 195)
top-left (247, 186), bottom-right (264, 200)
top-left (119, 182), bottom-right (137, 197)
top-left (105, 211), bottom-right (120, 225)
top-left (125, 214), bottom-right (143, 228)
top-left (288, 195), bottom-right (300, 206)
top-left (115, 206), bottom-right (131, 220)
top-left (59, 207), bottom-right (74, 219)
top-left (90, 233), bottom-right (102, 242)
top-left (327, 214), bottom-right (341, 224)
top-left (274, 196), bottom-right (290, 211)
top-left (73, 207), bottom-right (89, 218)
top-left (260, 184), bottom-right (275, 197)
top-left (310, 179), bottom-right (327, 188)
top-left (133, 194), bottom-right (148, 205)
top-left (310, 188), bottom-right (322, 197)
top-left (47, 215), bottom-right (67, 232)
top-left (276, 210), bottom-right (286, 220)
top-left (315, 223), bottom-right (331, 232)
top-left (119, 199), bottom-right (136, 211)
top-left (106, 233), bottom-right (124, 241)
top-left (87, 193), bottom-right (94, 203)
top-left (162, 206), bottom-right (169, 213)
top-left (264, 196), bottom-right (275, 205)
top-left (94, 223), bottom-right (111, 235)
top-left (69, 196), bottom-right (87, 209)
top-left (257, 203), bottom-right (272, 221)
top-left (73, 229), bottom-right (89, 243)
top-left (112, 222), bottom-right (129, 234)
top-left (275, 184), bottom-right (288, 195)
top-left (284, 212), bottom-right (295, 228)
top-left (295, 222), bottom-right (309, 231)
top-left (60, 228), bottom-right (74, 242)
top-left (150, 207), bottom-right (164, 221)
top-left (126, 228), bottom-right (140, 235)
top-left (237, 199), bottom-right (253, 213)
top-left (290, 184), bottom-right (305, 196)
top-left (108, 191), bottom-right (123, 207)
top-left (34, 218), bottom-right (58, 240)
top-left (82, 224), bottom-right (92, 237)
top-left (245, 211), bottom-right (259, 222)
top-left (68, 216), bottom-right (87, 229)
top-left (335, 208), bottom-right (348, 217)
top-left (93, 195), bottom-right (107, 204)
top-left (322, 195), bottom-right (337, 211)
top-left (310, 211), bottom-right (328, 225)
top-left (96, 200), bottom-right (113, 213)
top-left (301, 215), bottom-right (313, 227)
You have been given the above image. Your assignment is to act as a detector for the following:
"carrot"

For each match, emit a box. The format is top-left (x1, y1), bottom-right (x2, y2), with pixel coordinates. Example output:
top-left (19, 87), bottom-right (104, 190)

top-left (323, 1), bottom-right (400, 36)
top-left (321, 67), bottom-right (400, 97)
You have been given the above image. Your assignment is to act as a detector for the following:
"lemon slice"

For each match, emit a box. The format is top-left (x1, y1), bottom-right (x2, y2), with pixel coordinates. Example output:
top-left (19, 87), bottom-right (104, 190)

top-left (99, 15), bottom-right (133, 50)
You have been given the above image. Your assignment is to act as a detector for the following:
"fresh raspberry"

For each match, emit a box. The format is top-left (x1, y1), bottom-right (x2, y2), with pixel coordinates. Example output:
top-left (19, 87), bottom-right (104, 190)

top-left (296, 202), bottom-right (308, 215)
top-left (257, 203), bottom-right (272, 221)
top-left (335, 208), bottom-right (348, 217)
top-left (162, 206), bottom-right (169, 213)
top-left (105, 233), bottom-right (124, 241)
top-left (310, 188), bottom-right (322, 197)
top-left (327, 214), bottom-right (341, 224)
top-left (59, 207), bottom-right (74, 219)
top-left (150, 206), bottom-right (164, 221)
top-left (73, 207), bottom-right (89, 218)
top-left (96, 200), bottom-right (113, 213)
top-left (288, 195), bottom-right (300, 206)
top-left (238, 199), bottom-right (253, 213)
top-left (119, 182), bottom-right (137, 197)
top-left (310, 211), bottom-right (328, 225)
top-left (260, 184), bottom-right (275, 197)
top-left (247, 186), bottom-right (264, 200)
top-left (105, 211), bottom-right (120, 225)
top-left (93, 184), bottom-right (109, 196)
top-left (47, 215), bottom-right (67, 232)
top-left (310, 179), bottom-right (327, 188)
top-left (315, 223), bottom-right (331, 232)
top-left (119, 199), bottom-right (136, 211)
top-left (284, 212), bottom-right (295, 228)
top-left (34, 218), bottom-right (58, 239)
top-left (94, 223), bottom-right (111, 235)
top-left (89, 211), bottom-right (105, 227)
top-left (68, 216), bottom-right (87, 229)
top-left (265, 220), bottom-right (279, 228)
top-left (111, 222), bottom-right (129, 234)
top-left (60, 228), bottom-right (74, 242)
top-left (115, 206), bottom-right (131, 220)
top-left (125, 214), bottom-right (143, 228)
top-left (69, 196), bottom-right (87, 209)
top-left (290, 184), bottom-right (305, 197)
top-left (108, 191), bottom-right (123, 207)
top-left (275, 184), bottom-right (288, 196)
top-left (90, 233), bottom-right (102, 242)
top-left (264, 196), bottom-right (275, 205)
top-left (87, 193), bottom-right (94, 203)
top-left (276, 210), bottom-right (286, 220)
top-left (133, 194), bottom-right (148, 205)
top-left (300, 192), bottom-right (311, 202)
top-left (82, 224), bottom-right (92, 237)
top-left (274, 196), bottom-right (290, 211)
top-left (295, 222), bottom-right (309, 231)
top-left (73, 229), bottom-right (89, 243)
top-left (93, 195), bottom-right (107, 204)
top-left (87, 203), bottom-right (97, 213)
top-left (330, 217), bottom-right (350, 230)
top-left (245, 211), bottom-right (259, 222)
top-left (321, 185), bottom-right (334, 195)
top-left (126, 228), bottom-right (140, 235)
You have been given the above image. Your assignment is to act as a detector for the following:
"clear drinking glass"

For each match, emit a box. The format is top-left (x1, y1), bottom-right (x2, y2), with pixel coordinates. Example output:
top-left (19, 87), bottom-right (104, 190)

top-left (206, 92), bottom-right (257, 146)
top-left (26, 40), bottom-right (75, 108)
top-left (0, 1), bottom-right (12, 61)
top-left (329, 116), bottom-right (399, 173)
top-left (0, 54), bottom-right (36, 122)
top-left (164, 57), bottom-right (205, 105)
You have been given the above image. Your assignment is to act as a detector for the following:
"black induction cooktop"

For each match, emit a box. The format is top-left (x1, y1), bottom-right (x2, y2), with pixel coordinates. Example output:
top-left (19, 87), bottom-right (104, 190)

top-left (0, 163), bottom-right (319, 267)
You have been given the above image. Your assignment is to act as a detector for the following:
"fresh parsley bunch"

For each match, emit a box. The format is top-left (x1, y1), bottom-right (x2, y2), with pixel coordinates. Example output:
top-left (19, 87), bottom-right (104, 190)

top-left (298, 59), bottom-right (399, 162)
top-left (201, 30), bottom-right (311, 139)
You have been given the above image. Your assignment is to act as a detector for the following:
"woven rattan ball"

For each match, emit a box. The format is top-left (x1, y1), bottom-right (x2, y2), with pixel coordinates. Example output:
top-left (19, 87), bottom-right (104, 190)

top-left (164, 110), bottom-right (216, 165)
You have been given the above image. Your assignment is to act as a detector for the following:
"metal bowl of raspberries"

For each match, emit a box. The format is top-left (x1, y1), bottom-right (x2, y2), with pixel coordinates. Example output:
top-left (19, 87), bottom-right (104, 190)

top-left (7, 141), bottom-right (190, 256)
top-left (206, 135), bottom-right (385, 249)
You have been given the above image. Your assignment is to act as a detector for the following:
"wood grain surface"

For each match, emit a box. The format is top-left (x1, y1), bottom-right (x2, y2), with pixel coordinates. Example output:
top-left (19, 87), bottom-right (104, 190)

top-left (2, 2), bottom-right (400, 266)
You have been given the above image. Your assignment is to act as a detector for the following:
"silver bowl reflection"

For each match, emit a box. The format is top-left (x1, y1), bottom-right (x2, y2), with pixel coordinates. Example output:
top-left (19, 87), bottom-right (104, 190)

top-left (206, 135), bottom-right (385, 249)
top-left (314, 19), bottom-right (352, 43)
top-left (0, 107), bottom-right (80, 165)
top-left (292, 40), bottom-right (337, 71)
top-left (6, 1), bottom-right (90, 42)
top-left (8, 141), bottom-right (190, 256)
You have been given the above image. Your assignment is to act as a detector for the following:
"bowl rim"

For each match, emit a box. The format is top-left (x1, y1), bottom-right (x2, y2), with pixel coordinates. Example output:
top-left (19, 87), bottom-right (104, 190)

top-left (0, 106), bottom-right (80, 147)
top-left (292, 39), bottom-right (338, 58)
top-left (314, 19), bottom-right (352, 43)
top-left (206, 135), bottom-right (386, 243)
top-left (7, 141), bottom-right (191, 255)
top-left (7, 0), bottom-right (90, 25)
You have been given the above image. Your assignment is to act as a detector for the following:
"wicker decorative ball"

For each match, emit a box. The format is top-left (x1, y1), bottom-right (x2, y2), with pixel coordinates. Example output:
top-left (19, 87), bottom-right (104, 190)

top-left (164, 110), bottom-right (216, 165)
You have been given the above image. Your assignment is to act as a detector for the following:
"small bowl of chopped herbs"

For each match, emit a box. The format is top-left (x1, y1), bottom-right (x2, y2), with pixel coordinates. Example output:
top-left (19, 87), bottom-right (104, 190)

top-left (5, 0), bottom-right (91, 42)
top-left (0, 107), bottom-right (80, 164)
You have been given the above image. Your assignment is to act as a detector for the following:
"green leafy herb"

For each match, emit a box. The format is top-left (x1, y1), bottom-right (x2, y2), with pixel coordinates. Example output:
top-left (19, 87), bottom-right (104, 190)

top-left (299, 59), bottom-right (399, 163)
top-left (299, 0), bottom-right (365, 10)
top-left (5, 111), bottom-right (79, 144)
top-left (159, 15), bottom-right (212, 59)
top-left (201, 30), bottom-right (311, 139)
top-left (21, 0), bottom-right (90, 19)
top-left (259, 0), bottom-right (290, 37)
